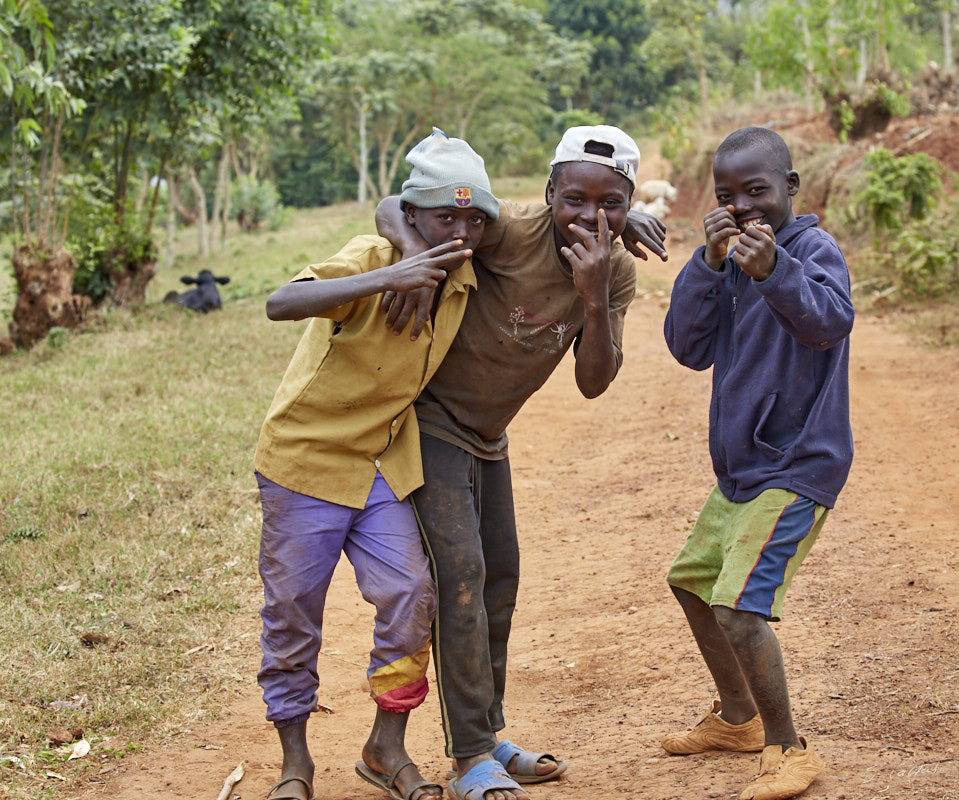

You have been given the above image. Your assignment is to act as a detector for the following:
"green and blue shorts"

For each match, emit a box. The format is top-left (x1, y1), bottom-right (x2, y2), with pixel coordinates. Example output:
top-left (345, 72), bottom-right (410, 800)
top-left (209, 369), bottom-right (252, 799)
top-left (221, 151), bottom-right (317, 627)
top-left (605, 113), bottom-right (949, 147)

top-left (667, 485), bottom-right (828, 621)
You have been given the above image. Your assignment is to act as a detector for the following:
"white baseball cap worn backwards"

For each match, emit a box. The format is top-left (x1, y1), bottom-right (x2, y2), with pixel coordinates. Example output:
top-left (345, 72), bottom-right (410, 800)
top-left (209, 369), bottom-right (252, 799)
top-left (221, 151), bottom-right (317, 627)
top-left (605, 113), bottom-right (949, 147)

top-left (550, 125), bottom-right (641, 188)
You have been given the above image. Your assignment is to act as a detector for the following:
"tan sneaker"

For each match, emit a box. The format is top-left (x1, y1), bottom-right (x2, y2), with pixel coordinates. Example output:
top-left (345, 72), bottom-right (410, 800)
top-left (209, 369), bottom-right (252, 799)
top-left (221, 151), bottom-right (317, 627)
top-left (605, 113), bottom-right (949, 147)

top-left (662, 700), bottom-right (765, 754)
top-left (739, 737), bottom-right (824, 800)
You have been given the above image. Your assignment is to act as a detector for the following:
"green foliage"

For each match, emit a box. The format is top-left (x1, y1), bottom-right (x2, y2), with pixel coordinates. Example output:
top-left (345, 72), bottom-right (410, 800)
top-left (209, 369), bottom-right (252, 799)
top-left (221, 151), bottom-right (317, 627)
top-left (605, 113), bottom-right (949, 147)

top-left (231, 176), bottom-right (284, 232)
top-left (0, 0), bottom-right (85, 251)
top-left (71, 216), bottom-right (157, 304)
top-left (544, 0), bottom-right (657, 121)
top-left (838, 100), bottom-right (856, 143)
top-left (856, 148), bottom-right (941, 232)
top-left (271, 106), bottom-right (358, 208)
top-left (746, 0), bottom-right (921, 101)
top-left (310, 0), bottom-right (589, 201)
top-left (874, 82), bottom-right (912, 117)
top-left (889, 217), bottom-right (959, 296)
top-left (3, 525), bottom-right (45, 543)
top-left (847, 148), bottom-right (958, 302)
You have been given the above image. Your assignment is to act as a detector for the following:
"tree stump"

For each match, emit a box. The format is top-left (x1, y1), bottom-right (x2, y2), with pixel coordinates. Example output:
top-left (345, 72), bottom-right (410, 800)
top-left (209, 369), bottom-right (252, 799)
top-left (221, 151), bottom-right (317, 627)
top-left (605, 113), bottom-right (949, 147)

top-left (10, 246), bottom-right (91, 351)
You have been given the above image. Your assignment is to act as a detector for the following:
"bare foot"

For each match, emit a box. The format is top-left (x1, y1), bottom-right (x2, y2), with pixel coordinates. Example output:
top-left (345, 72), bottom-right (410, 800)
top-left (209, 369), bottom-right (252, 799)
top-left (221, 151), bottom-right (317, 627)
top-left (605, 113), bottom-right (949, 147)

top-left (361, 745), bottom-right (441, 800)
top-left (275, 722), bottom-right (314, 800)
top-left (501, 752), bottom-right (561, 779)
top-left (266, 774), bottom-right (313, 800)
top-left (361, 708), bottom-right (441, 800)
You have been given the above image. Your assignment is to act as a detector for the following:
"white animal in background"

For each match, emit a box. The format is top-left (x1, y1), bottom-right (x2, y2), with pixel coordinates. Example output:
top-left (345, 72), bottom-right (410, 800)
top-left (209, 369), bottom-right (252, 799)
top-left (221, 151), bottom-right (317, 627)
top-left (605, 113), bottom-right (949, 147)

top-left (636, 179), bottom-right (678, 204)
top-left (632, 196), bottom-right (671, 221)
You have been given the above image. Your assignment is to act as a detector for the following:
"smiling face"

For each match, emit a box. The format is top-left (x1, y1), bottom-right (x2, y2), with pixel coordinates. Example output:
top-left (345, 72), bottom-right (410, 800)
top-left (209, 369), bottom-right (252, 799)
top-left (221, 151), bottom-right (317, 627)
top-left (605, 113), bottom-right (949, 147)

top-left (404, 205), bottom-right (488, 268)
top-left (712, 146), bottom-right (799, 235)
top-left (546, 162), bottom-right (632, 250)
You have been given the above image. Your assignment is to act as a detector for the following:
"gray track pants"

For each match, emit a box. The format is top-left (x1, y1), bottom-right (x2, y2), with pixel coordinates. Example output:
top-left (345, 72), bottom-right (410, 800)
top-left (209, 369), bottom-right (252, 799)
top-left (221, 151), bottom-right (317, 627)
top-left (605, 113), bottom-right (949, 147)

top-left (413, 433), bottom-right (520, 758)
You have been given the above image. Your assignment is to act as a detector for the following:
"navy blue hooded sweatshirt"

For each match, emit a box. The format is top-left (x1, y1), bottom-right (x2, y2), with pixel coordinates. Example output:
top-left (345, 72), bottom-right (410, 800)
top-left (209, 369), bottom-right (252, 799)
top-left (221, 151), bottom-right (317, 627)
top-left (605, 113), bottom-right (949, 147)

top-left (664, 214), bottom-right (854, 508)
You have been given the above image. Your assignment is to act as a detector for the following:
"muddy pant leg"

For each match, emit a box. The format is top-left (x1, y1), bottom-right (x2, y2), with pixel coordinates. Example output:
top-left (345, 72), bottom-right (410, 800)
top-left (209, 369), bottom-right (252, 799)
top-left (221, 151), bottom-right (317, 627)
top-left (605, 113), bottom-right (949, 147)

top-left (413, 434), bottom-right (520, 758)
top-left (345, 474), bottom-right (436, 713)
top-left (477, 455), bottom-right (519, 734)
top-left (256, 473), bottom-right (349, 725)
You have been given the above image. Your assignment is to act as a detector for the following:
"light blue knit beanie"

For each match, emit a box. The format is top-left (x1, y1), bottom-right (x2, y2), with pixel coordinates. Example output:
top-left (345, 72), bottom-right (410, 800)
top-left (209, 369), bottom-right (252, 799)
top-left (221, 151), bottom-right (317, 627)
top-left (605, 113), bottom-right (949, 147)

top-left (400, 128), bottom-right (499, 220)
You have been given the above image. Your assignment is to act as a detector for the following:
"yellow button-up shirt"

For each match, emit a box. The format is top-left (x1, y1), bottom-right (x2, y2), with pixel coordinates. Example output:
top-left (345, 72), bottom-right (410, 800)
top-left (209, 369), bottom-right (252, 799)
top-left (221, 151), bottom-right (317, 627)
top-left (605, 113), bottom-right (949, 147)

top-left (254, 235), bottom-right (475, 509)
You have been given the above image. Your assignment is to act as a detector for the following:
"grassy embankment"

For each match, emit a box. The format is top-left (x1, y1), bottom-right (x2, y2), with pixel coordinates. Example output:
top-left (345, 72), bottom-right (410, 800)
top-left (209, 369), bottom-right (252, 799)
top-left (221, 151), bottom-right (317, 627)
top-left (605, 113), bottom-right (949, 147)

top-left (0, 176), bottom-right (544, 799)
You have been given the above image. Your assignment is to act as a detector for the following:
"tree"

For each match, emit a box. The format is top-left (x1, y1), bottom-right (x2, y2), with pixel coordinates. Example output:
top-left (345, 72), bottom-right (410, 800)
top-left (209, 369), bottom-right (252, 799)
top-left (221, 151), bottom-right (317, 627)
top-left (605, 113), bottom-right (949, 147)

top-left (640, 0), bottom-right (723, 116)
top-left (311, 0), bottom-right (587, 203)
top-left (0, 0), bottom-right (87, 349)
top-left (746, 0), bottom-right (916, 138)
top-left (50, 0), bottom-right (330, 305)
top-left (544, 0), bottom-right (657, 121)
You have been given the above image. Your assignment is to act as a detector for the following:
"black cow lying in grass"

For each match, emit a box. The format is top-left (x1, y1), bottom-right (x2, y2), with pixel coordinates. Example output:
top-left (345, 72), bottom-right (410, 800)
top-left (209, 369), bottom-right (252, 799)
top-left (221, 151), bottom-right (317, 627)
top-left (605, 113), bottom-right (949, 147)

top-left (163, 270), bottom-right (230, 313)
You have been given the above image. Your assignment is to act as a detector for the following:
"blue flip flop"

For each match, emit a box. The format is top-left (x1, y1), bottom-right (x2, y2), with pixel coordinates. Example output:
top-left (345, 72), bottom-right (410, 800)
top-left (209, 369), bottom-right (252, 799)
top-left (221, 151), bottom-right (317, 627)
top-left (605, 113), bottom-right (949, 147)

top-left (448, 759), bottom-right (524, 800)
top-left (490, 740), bottom-right (567, 784)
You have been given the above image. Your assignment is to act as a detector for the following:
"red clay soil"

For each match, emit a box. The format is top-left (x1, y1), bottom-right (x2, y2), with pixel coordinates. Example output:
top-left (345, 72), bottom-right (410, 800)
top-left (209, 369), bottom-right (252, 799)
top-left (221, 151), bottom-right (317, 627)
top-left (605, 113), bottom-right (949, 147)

top-left (66, 213), bottom-right (959, 800)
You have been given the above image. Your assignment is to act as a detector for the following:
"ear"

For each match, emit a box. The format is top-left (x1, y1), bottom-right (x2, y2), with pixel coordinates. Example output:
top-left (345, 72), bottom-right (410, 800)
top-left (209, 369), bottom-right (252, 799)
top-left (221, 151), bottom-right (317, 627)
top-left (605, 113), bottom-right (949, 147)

top-left (180, 276), bottom-right (196, 285)
top-left (403, 204), bottom-right (417, 227)
top-left (216, 276), bottom-right (230, 284)
top-left (545, 179), bottom-right (555, 206)
top-left (786, 170), bottom-right (800, 197)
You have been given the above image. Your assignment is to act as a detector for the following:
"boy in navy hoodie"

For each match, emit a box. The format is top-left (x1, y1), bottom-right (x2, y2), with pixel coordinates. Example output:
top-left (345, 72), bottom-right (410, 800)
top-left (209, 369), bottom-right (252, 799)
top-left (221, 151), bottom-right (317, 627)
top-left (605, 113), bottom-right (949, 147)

top-left (661, 127), bottom-right (854, 800)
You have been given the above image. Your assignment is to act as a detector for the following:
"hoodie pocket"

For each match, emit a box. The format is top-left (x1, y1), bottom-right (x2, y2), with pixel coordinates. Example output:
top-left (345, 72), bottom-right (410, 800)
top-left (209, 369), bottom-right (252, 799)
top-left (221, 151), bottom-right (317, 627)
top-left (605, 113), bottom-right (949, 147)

top-left (752, 392), bottom-right (796, 459)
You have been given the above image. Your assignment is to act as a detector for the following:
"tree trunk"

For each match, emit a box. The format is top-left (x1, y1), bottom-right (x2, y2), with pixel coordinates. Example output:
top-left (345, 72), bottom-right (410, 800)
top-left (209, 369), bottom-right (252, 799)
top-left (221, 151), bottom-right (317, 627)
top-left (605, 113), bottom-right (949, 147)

top-left (188, 166), bottom-right (209, 257)
top-left (221, 154), bottom-right (232, 248)
top-left (857, 38), bottom-right (868, 91)
top-left (357, 101), bottom-right (368, 205)
top-left (802, 15), bottom-right (816, 115)
top-left (114, 120), bottom-right (135, 228)
top-left (135, 167), bottom-right (149, 213)
top-left (698, 63), bottom-right (709, 117)
top-left (165, 171), bottom-right (177, 270)
top-left (875, 1), bottom-right (890, 74)
top-left (107, 252), bottom-right (157, 308)
top-left (943, 5), bottom-right (954, 75)
top-left (209, 150), bottom-right (226, 254)
top-left (171, 169), bottom-right (197, 226)
top-left (9, 245), bottom-right (90, 350)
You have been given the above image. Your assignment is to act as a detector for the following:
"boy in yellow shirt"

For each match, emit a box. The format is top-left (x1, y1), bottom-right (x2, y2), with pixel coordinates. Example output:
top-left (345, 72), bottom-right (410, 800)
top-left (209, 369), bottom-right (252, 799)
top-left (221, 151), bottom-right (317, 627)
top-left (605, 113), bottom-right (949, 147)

top-left (253, 129), bottom-right (497, 800)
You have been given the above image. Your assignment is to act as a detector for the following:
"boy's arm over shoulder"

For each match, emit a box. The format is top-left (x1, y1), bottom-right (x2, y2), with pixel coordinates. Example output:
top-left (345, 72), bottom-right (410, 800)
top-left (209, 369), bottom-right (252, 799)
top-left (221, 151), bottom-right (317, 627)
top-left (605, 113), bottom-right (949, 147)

top-left (474, 198), bottom-right (525, 254)
top-left (757, 225), bottom-right (854, 350)
top-left (663, 245), bottom-right (727, 371)
top-left (265, 236), bottom-right (462, 323)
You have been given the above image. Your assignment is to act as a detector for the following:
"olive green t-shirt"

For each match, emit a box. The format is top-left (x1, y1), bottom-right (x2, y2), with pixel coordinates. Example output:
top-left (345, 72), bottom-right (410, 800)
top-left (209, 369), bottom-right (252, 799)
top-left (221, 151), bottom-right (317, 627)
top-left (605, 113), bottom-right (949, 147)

top-left (415, 199), bottom-right (636, 458)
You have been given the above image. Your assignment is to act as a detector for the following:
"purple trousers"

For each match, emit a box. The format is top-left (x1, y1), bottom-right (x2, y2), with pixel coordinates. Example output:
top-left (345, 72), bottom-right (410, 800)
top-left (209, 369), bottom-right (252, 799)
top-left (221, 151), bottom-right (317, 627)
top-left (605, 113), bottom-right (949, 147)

top-left (256, 471), bottom-right (436, 726)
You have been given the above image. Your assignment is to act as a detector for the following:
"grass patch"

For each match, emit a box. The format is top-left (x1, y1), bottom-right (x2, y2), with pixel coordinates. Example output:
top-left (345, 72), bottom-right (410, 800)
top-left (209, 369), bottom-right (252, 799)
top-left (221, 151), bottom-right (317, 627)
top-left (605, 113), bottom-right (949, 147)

top-left (0, 178), bottom-right (557, 798)
top-left (0, 203), bottom-right (366, 799)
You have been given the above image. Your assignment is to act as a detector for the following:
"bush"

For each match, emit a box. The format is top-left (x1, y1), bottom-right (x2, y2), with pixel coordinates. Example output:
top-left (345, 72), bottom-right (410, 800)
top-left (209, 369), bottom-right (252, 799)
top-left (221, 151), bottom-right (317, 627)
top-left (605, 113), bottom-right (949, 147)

top-left (71, 219), bottom-right (157, 305)
top-left (888, 212), bottom-right (959, 297)
top-left (232, 176), bottom-right (284, 232)
top-left (855, 148), bottom-right (941, 233)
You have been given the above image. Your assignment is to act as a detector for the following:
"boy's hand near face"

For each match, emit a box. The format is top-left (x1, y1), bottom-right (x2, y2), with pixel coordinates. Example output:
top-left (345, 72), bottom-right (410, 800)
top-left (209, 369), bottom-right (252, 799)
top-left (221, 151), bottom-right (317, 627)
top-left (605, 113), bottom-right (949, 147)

top-left (563, 208), bottom-right (612, 312)
top-left (733, 222), bottom-right (776, 281)
top-left (703, 204), bottom-right (740, 271)
top-left (388, 239), bottom-right (472, 293)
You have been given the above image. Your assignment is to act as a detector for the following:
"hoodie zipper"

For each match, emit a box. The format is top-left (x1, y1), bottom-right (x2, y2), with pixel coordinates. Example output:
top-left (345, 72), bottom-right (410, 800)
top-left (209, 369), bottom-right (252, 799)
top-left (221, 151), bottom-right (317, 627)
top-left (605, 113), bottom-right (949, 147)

top-left (715, 263), bottom-right (747, 493)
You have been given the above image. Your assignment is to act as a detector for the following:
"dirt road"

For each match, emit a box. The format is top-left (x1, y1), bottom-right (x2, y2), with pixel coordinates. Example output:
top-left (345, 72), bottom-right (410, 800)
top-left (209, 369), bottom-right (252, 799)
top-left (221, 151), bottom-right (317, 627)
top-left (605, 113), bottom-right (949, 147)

top-left (66, 216), bottom-right (959, 800)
